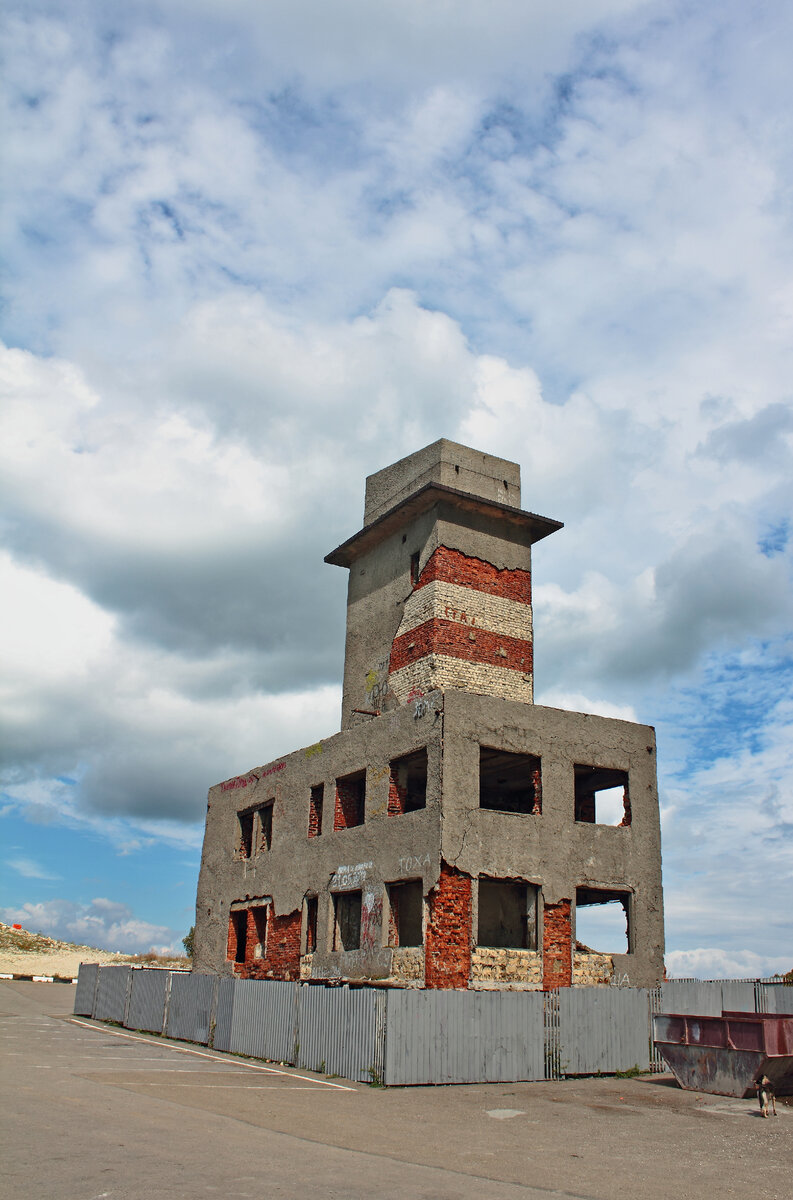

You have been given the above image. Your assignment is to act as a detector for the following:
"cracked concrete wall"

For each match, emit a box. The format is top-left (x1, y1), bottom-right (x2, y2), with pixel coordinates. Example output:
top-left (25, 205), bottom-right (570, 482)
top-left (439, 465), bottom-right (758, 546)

top-left (439, 690), bottom-right (665, 989)
top-left (193, 693), bottom-right (444, 978)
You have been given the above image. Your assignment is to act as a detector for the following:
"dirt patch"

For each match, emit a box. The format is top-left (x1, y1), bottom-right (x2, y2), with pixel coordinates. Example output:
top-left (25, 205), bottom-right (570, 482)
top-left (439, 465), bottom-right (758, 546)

top-left (0, 921), bottom-right (189, 979)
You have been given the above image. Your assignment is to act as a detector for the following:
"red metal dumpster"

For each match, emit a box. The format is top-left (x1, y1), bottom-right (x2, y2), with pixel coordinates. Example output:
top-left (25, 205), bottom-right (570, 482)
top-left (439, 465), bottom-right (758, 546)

top-left (653, 1010), bottom-right (793, 1098)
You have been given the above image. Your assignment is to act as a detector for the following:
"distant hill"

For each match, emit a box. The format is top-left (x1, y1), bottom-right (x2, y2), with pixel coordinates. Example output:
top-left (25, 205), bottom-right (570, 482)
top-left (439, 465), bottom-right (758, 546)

top-left (0, 920), bottom-right (189, 978)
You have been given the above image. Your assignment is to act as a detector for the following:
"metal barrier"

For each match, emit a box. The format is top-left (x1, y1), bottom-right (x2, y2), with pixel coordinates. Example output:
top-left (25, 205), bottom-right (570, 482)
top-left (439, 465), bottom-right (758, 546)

top-left (74, 965), bottom-right (792, 1086)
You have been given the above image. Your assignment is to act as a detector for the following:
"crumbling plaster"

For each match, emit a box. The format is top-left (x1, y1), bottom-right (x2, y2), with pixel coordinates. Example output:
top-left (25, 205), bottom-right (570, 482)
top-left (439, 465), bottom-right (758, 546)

top-left (439, 691), bottom-right (665, 989)
top-left (193, 694), bottom-right (445, 978)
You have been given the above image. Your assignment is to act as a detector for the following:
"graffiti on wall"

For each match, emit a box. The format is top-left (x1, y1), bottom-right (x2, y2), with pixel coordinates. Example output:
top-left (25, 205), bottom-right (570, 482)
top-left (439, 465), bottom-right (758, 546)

top-left (331, 861), bottom-right (373, 890)
top-left (398, 852), bottom-right (431, 874)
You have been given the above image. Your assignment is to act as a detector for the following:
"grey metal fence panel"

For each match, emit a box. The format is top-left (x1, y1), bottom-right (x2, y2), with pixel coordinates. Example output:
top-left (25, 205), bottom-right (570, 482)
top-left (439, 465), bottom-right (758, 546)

top-left (297, 985), bottom-right (386, 1083)
top-left (558, 987), bottom-right (651, 1075)
top-left (74, 963), bottom-right (99, 1016)
top-left (125, 969), bottom-right (169, 1033)
top-left (756, 983), bottom-right (793, 1014)
top-left (212, 977), bottom-right (237, 1052)
top-left (166, 972), bottom-right (216, 1044)
top-left (383, 988), bottom-right (545, 1086)
top-left (660, 980), bottom-right (723, 1016)
top-left (93, 966), bottom-right (132, 1023)
top-left (720, 981), bottom-right (756, 1013)
top-left (227, 979), bottom-right (297, 1063)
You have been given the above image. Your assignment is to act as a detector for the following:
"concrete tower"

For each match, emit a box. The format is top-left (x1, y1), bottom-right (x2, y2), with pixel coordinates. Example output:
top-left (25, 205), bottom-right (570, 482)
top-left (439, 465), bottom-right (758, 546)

top-left (326, 439), bottom-right (562, 728)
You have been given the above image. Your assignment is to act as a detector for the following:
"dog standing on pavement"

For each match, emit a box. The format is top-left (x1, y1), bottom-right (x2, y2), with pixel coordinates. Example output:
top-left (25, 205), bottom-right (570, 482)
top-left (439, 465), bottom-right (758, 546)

top-left (756, 1075), bottom-right (777, 1118)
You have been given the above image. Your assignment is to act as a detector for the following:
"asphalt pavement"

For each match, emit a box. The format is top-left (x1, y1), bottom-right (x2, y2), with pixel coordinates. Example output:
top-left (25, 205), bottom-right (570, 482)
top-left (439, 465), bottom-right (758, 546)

top-left (1, 980), bottom-right (789, 1200)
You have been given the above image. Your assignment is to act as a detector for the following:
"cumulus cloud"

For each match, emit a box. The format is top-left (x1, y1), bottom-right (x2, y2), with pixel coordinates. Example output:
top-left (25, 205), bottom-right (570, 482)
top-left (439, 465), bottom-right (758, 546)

top-left (1, 0), bottom-right (792, 975)
top-left (666, 948), bottom-right (792, 982)
top-left (0, 897), bottom-right (180, 955)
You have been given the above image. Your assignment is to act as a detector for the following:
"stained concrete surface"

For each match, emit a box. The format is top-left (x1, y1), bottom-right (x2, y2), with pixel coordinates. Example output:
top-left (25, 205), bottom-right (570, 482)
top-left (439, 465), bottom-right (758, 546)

top-left (1, 982), bottom-right (790, 1200)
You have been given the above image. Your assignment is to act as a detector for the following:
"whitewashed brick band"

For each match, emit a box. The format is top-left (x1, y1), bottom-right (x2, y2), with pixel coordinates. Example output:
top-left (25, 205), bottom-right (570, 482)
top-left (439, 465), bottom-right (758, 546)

top-left (394, 580), bottom-right (533, 642)
top-left (390, 655), bottom-right (534, 705)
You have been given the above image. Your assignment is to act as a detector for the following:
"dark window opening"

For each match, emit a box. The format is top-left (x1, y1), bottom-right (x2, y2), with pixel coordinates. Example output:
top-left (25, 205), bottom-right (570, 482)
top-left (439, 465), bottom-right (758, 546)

top-left (574, 766), bottom-right (631, 825)
top-left (479, 747), bottom-right (542, 814)
top-left (388, 748), bottom-right (428, 815)
top-left (477, 878), bottom-right (538, 949)
top-left (305, 896), bottom-right (318, 954)
top-left (335, 771), bottom-right (365, 829)
top-left (575, 887), bottom-right (631, 954)
top-left (308, 784), bottom-right (324, 837)
top-left (410, 551), bottom-right (421, 585)
top-left (258, 802), bottom-right (274, 851)
top-left (333, 891), bottom-right (362, 951)
top-left (238, 811), bottom-right (254, 858)
top-left (387, 880), bottom-right (424, 946)
top-left (229, 910), bottom-right (247, 963)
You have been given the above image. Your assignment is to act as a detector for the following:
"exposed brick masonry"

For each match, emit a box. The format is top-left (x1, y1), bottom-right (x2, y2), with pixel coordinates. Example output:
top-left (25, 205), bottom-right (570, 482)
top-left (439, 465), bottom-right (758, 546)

top-left (234, 907), bottom-right (302, 981)
top-left (387, 769), bottom-right (407, 816)
top-left (334, 777), bottom-right (364, 829)
top-left (425, 862), bottom-right (472, 988)
top-left (416, 546), bottom-right (531, 605)
top-left (308, 784), bottom-right (323, 837)
top-left (390, 619), bottom-right (533, 674)
top-left (542, 899), bottom-right (573, 989)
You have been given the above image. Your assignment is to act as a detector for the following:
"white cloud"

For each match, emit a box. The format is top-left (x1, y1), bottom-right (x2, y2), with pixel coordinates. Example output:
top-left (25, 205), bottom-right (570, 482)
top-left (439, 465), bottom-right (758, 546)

top-left (0, 897), bottom-right (179, 955)
top-left (5, 857), bottom-right (60, 881)
top-left (666, 948), bottom-right (792, 982)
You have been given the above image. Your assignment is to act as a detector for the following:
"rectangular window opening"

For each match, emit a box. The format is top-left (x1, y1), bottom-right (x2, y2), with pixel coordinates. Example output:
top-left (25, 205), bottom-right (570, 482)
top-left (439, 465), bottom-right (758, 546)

top-left (258, 802), bottom-right (274, 851)
top-left (308, 784), bottom-right (324, 837)
top-left (333, 891), bottom-right (362, 951)
top-left (479, 747), bottom-right (542, 815)
top-left (574, 766), bottom-right (630, 825)
top-left (229, 910), bottom-right (248, 963)
top-left (477, 878), bottom-right (538, 949)
top-left (334, 770), bottom-right (366, 830)
top-left (238, 811), bottom-right (254, 858)
top-left (388, 748), bottom-right (427, 815)
top-left (575, 887), bottom-right (631, 954)
top-left (304, 895), bottom-right (318, 954)
top-left (387, 880), bottom-right (424, 946)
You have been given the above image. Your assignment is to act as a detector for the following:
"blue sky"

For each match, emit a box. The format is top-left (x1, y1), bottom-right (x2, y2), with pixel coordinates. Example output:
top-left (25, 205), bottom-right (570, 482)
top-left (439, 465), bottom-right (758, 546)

top-left (1, 0), bottom-right (791, 975)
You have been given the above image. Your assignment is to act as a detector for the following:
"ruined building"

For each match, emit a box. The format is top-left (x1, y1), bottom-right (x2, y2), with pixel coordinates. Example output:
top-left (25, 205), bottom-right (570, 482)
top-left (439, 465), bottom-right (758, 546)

top-left (194, 441), bottom-right (664, 989)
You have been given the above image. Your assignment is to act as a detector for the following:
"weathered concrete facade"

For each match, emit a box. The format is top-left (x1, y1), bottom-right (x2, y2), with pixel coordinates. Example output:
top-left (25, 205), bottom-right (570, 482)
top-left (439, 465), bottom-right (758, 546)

top-left (194, 440), bottom-right (665, 989)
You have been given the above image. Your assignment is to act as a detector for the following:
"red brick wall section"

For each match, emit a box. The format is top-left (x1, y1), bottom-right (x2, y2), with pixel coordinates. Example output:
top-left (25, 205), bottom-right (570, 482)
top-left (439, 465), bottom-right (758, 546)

top-left (236, 909), bottom-right (302, 981)
top-left (334, 777), bottom-right (364, 829)
top-left (620, 787), bottom-right (632, 827)
top-left (388, 768), bottom-right (407, 816)
top-left (543, 899), bottom-right (572, 989)
top-left (416, 546), bottom-right (531, 604)
top-left (390, 618), bottom-right (533, 675)
top-left (226, 913), bottom-right (237, 961)
top-left (425, 862), bottom-right (472, 988)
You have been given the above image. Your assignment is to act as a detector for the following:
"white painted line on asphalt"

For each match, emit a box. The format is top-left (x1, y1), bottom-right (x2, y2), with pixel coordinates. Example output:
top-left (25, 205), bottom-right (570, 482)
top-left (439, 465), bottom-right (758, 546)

top-left (69, 1019), bottom-right (356, 1090)
top-left (135, 1083), bottom-right (329, 1089)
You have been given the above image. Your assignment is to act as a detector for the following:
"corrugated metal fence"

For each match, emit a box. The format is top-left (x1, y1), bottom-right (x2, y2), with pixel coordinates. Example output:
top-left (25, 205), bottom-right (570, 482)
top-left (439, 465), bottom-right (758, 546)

top-left (74, 966), bottom-right (792, 1086)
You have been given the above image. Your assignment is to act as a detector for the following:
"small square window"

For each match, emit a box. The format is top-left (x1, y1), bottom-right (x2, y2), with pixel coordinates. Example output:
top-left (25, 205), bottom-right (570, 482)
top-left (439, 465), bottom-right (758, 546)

top-left (477, 878), bottom-right (538, 949)
top-left (334, 771), bottom-right (365, 829)
top-left (574, 766), bottom-right (630, 825)
top-left (479, 748), bottom-right (542, 815)
top-left (575, 887), bottom-right (632, 953)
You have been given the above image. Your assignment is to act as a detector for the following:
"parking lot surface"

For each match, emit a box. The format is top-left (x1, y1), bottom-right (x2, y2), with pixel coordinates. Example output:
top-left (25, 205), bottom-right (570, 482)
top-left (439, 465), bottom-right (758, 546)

top-left (1, 980), bottom-right (790, 1199)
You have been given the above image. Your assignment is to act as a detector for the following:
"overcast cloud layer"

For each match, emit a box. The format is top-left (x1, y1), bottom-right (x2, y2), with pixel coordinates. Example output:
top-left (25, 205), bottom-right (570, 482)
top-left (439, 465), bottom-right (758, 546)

top-left (1, 0), bottom-right (791, 971)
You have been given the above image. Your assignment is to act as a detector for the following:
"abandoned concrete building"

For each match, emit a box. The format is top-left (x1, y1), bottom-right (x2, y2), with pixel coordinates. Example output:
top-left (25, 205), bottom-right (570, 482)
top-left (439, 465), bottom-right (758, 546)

top-left (194, 440), bottom-right (664, 990)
